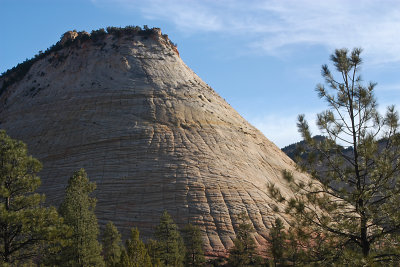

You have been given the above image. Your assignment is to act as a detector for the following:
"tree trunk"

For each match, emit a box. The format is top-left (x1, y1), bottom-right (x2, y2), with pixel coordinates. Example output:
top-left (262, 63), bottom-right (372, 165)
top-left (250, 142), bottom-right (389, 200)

top-left (360, 215), bottom-right (370, 257)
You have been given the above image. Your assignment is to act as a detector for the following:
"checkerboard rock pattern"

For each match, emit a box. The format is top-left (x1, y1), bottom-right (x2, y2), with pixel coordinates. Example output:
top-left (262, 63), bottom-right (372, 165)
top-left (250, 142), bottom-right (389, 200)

top-left (0, 30), bottom-right (312, 256)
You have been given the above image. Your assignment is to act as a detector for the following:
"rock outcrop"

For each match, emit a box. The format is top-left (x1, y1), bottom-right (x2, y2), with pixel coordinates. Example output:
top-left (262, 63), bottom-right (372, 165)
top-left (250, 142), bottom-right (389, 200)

top-left (0, 27), bottom-right (312, 256)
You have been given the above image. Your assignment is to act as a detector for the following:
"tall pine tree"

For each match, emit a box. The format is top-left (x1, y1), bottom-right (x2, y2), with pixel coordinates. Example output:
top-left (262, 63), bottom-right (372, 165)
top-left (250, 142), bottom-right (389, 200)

top-left (228, 212), bottom-right (262, 266)
top-left (146, 239), bottom-right (164, 267)
top-left (266, 218), bottom-right (286, 266)
top-left (102, 221), bottom-right (122, 267)
top-left (182, 224), bottom-right (205, 267)
top-left (270, 48), bottom-right (400, 264)
top-left (120, 227), bottom-right (152, 267)
top-left (0, 130), bottom-right (65, 265)
top-left (59, 168), bottom-right (104, 267)
top-left (154, 211), bottom-right (185, 267)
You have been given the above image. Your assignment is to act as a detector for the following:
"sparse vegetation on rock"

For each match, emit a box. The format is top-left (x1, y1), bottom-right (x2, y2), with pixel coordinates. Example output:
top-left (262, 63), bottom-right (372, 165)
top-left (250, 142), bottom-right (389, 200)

top-left (0, 25), bottom-right (176, 96)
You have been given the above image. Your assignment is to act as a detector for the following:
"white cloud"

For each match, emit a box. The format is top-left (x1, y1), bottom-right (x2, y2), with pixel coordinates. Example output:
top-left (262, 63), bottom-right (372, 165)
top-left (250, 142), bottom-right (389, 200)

top-left (92, 0), bottom-right (400, 64)
top-left (253, 0), bottom-right (400, 64)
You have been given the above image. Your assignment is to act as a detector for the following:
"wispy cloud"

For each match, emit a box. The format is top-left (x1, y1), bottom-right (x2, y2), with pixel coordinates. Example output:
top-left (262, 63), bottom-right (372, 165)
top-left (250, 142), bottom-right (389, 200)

top-left (92, 0), bottom-right (400, 64)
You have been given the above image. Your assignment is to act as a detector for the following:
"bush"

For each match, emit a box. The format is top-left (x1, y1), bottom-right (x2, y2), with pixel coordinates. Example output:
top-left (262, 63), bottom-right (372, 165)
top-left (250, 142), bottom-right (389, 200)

top-left (122, 25), bottom-right (141, 35)
top-left (106, 26), bottom-right (123, 37)
top-left (91, 28), bottom-right (107, 42)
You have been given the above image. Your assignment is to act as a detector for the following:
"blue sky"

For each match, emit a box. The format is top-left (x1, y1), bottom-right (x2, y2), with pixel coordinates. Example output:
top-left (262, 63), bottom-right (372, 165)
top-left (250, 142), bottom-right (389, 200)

top-left (1, 0), bottom-right (400, 147)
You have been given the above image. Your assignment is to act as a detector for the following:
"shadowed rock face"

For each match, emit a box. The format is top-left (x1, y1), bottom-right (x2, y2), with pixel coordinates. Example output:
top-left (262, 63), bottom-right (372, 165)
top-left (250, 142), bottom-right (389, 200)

top-left (0, 29), bottom-right (311, 255)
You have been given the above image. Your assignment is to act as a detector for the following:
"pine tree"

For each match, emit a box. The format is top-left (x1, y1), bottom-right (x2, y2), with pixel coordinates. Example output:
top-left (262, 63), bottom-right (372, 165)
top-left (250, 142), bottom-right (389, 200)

top-left (228, 212), bottom-right (262, 266)
top-left (102, 221), bottom-right (122, 267)
top-left (120, 227), bottom-right (152, 267)
top-left (146, 239), bottom-right (164, 267)
top-left (270, 48), bottom-right (400, 264)
top-left (154, 211), bottom-right (185, 267)
top-left (0, 130), bottom-right (65, 265)
top-left (59, 168), bottom-right (104, 266)
top-left (266, 218), bottom-right (286, 266)
top-left (182, 224), bottom-right (205, 266)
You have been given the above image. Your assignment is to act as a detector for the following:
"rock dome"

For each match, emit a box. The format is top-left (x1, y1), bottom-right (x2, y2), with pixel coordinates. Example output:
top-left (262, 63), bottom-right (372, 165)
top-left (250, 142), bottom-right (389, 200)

top-left (0, 27), bottom-right (311, 256)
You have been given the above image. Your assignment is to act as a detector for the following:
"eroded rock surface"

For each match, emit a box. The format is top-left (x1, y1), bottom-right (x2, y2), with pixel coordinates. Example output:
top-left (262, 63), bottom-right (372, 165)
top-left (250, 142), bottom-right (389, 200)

top-left (0, 29), bottom-right (311, 255)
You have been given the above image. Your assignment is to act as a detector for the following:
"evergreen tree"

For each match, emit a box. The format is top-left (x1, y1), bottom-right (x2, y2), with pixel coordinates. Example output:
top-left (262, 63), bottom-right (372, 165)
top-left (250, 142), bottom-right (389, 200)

top-left (228, 212), bottom-right (262, 266)
top-left (207, 257), bottom-right (226, 267)
top-left (146, 239), bottom-right (164, 267)
top-left (182, 223), bottom-right (205, 266)
top-left (59, 168), bottom-right (104, 267)
top-left (269, 48), bottom-right (400, 264)
top-left (0, 130), bottom-right (65, 265)
top-left (266, 218), bottom-right (286, 266)
top-left (102, 221), bottom-right (122, 267)
top-left (120, 227), bottom-right (152, 267)
top-left (154, 211), bottom-right (185, 267)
